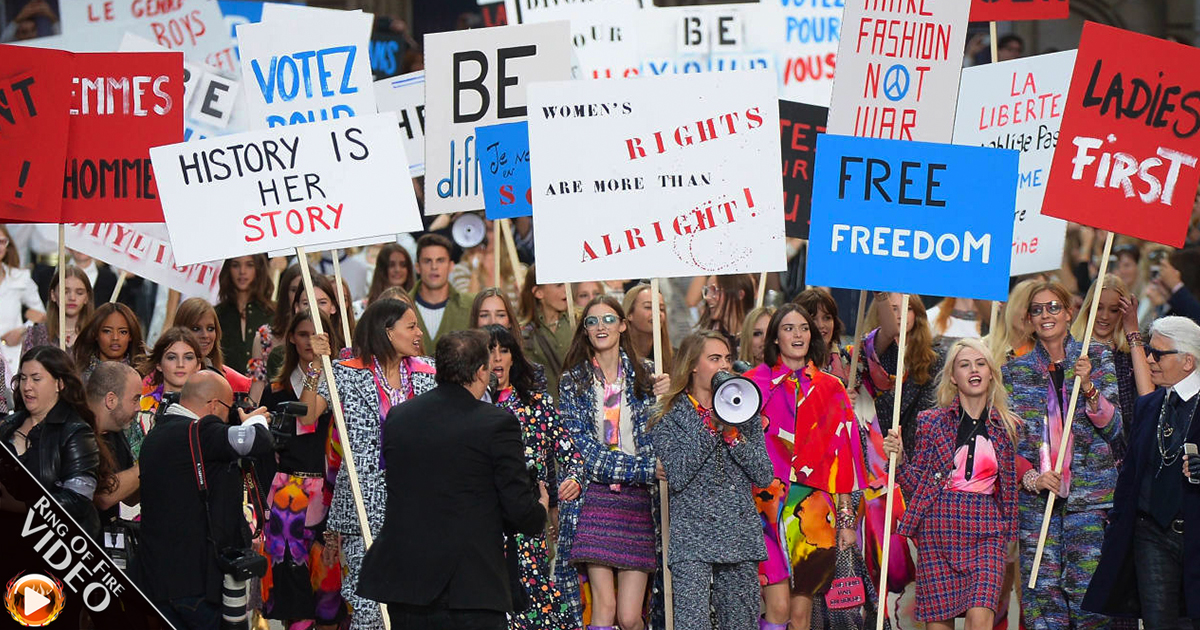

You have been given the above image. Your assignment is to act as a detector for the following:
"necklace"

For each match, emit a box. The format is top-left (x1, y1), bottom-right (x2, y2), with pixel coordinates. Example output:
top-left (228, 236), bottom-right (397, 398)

top-left (1156, 393), bottom-right (1198, 476)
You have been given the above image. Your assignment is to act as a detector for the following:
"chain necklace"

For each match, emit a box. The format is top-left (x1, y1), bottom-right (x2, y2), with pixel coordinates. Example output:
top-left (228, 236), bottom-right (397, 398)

top-left (1156, 392), bottom-right (1198, 476)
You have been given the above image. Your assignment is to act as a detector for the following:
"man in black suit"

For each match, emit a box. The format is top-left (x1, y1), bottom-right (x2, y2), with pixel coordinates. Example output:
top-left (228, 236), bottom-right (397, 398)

top-left (1085, 315), bottom-right (1200, 628)
top-left (357, 329), bottom-right (548, 630)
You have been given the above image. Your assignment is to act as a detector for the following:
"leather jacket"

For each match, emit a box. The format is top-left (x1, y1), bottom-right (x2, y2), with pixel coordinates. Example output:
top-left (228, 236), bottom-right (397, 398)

top-left (0, 400), bottom-right (102, 540)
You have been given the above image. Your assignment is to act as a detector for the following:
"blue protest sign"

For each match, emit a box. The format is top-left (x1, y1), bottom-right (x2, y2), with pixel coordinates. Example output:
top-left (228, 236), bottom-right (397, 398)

top-left (806, 135), bottom-right (1018, 301)
top-left (477, 121), bottom-right (533, 220)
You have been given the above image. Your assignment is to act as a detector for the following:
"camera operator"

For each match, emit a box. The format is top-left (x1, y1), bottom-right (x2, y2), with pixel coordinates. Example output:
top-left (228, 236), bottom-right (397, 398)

top-left (133, 370), bottom-right (274, 630)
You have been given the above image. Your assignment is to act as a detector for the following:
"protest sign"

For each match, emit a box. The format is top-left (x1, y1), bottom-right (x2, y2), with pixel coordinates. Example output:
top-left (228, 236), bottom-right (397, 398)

top-left (374, 71), bottom-right (426, 177)
top-left (0, 45), bottom-right (71, 223)
top-left (779, 100), bottom-right (827, 239)
top-left (150, 113), bottom-right (421, 265)
top-left (806, 135), bottom-right (1018, 301)
top-left (1042, 22), bottom-right (1200, 247)
top-left (61, 0), bottom-right (236, 72)
top-left (503, 0), bottom-right (641, 80)
top-left (827, 0), bottom-right (970, 142)
top-left (62, 51), bottom-right (185, 223)
top-left (64, 222), bottom-right (221, 301)
top-left (970, 0), bottom-right (1069, 23)
top-left (954, 50), bottom-right (1073, 276)
top-left (477, 121), bottom-right (532, 219)
top-left (527, 71), bottom-right (785, 283)
top-left (236, 9), bottom-right (375, 130)
top-left (424, 21), bottom-right (573, 215)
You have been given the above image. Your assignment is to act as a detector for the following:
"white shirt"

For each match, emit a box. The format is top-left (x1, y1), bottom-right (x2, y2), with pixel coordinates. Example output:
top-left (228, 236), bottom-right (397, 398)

top-left (1172, 370), bottom-right (1200, 403)
top-left (416, 301), bottom-right (445, 340)
top-left (926, 304), bottom-right (982, 340)
top-left (75, 259), bottom-right (99, 289)
top-left (0, 265), bottom-right (45, 376)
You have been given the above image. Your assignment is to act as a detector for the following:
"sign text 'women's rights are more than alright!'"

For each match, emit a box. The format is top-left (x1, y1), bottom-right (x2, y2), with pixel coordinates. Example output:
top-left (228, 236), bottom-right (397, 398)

top-left (805, 135), bottom-right (1018, 301)
top-left (149, 113), bottom-right (422, 266)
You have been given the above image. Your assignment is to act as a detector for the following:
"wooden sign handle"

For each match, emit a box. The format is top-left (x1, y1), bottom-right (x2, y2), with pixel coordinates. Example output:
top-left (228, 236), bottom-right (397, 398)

top-left (329, 250), bottom-right (354, 347)
top-left (875, 292), bottom-right (910, 630)
top-left (651, 278), bottom-right (673, 630)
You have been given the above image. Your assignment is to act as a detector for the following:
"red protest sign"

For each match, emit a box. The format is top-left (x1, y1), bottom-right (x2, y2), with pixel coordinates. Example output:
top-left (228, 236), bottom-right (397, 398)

top-left (970, 0), bottom-right (1069, 22)
top-left (1042, 22), bottom-right (1200, 247)
top-left (0, 45), bottom-right (72, 223)
top-left (62, 51), bottom-right (184, 223)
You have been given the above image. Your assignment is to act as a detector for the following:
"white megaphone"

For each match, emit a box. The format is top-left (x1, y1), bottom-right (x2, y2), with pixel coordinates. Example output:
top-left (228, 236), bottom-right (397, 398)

top-left (451, 212), bottom-right (487, 248)
top-left (711, 370), bottom-right (762, 425)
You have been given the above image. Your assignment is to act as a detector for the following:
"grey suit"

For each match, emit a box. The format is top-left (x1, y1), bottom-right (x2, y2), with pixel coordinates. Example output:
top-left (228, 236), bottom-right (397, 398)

top-left (651, 395), bottom-right (774, 630)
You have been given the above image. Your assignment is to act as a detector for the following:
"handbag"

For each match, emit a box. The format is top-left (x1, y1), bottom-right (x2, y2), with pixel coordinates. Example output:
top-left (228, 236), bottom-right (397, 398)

top-left (814, 542), bottom-right (891, 630)
top-left (825, 547), bottom-right (866, 610)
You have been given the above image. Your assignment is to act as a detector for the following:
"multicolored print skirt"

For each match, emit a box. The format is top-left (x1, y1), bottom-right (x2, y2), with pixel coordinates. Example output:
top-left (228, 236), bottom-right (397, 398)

top-left (260, 473), bottom-right (346, 624)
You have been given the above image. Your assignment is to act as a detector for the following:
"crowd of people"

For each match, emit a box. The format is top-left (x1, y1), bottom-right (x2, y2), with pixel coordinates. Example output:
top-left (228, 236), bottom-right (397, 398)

top-left (0, 212), bottom-right (1199, 630)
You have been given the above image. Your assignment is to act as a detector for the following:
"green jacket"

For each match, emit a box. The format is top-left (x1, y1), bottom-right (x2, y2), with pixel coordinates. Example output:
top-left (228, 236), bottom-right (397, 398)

top-left (410, 282), bottom-right (475, 349)
top-left (215, 300), bottom-right (274, 375)
top-left (520, 310), bottom-right (573, 398)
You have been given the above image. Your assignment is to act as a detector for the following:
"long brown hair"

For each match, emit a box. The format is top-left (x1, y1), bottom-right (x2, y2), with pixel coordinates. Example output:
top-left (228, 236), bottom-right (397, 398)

top-left (931, 297), bottom-right (992, 337)
top-left (653, 330), bottom-right (728, 425)
top-left (47, 266), bottom-right (94, 343)
top-left (561, 296), bottom-right (652, 399)
top-left (368, 243), bottom-right (415, 302)
top-left (217, 254), bottom-right (274, 310)
top-left (622, 283), bottom-right (673, 371)
top-left (865, 293), bottom-right (938, 385)
top-left (518, 264), bottom-right (563, 324)
top-left (268, 264), bottom-right (307, 337)
top-left (275, 309), bottom-right (338, 387)
top-left (0, 225), bottom-right (18, 268)
top-left (173, 298), bottom-right (225, 370)
top-left (73, 303), bottom-right (144, 369)
top-left (763, 303), bottom-right (829, 369)
top-left (698, 274), bottom-right (754, 337)
top-left (292, 272), bottom-right (351, 351)
top-left (139, 327), bottom-right (204, 387)
top-left (470, 287), bottom-right (520, 333)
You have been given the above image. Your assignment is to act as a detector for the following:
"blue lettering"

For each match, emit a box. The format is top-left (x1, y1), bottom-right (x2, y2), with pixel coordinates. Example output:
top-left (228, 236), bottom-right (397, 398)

top-left (250, 56), bottom-right (278, 104)
top-left (278, 55), bottom-right (299, 101)
top-left (249, 46), bottom-right (360, 105)
top-left (1018, 169), bottom-right (1044, 189)
top-left (786, 16), bottom-right (840, 43)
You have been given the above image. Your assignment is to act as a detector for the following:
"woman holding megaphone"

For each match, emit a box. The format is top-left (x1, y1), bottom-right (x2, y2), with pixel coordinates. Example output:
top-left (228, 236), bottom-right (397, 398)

top-left (649, 331), bottom-right (773, 630)
top-left (881, 338), bottom-right (1019, 630)
top-left (745, 303), bottom-right (868, 630)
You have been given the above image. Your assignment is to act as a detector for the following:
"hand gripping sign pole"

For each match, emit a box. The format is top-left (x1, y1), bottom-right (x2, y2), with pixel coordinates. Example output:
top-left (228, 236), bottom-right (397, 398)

top-left (296, 247), bottom-right (390, 628)
top-left (1028, 232), bottom-right (1114, 587)
top-left (330, 251), bottom-right (354, 347)
top-left (876, 293), bottom-right (910, 630)
top-left (651, 277), bottom-right (674, 630)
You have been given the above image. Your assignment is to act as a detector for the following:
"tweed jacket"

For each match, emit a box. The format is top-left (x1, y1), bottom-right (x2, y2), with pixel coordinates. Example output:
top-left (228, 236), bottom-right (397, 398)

top-left (1002, 335), bottom-right (1122, 512)
top-left (896, 400), bottom-right (1018, 542)
top-left (320, 355), bottom-right (437, 537)
top-left (651, 395), bottom-right (773, 564)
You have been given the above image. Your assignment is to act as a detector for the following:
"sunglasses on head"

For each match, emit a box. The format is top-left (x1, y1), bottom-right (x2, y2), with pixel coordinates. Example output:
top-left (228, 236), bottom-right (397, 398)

top-left (1147, 347), bottom-right (1182, 362)
top-left (1027, 301), bottom-right (1064, 317)
top-left (583, 313), bottom-right (620, 329)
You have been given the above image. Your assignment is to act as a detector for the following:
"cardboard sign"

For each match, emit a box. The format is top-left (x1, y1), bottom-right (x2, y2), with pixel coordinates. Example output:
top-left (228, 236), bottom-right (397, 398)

top-left (806, 135), bottom-right (1017, 300)
top-left (1043, 23), bottom-right (1200, 247)
top-left (477, 121), bottom-right (532, 219)
top-left (236, 10), bottom-right (376, 130)
top-left (119, 33), bottom-right (247, 142)
top-left (62, 51), bottom-right (185, 223)
top-left (970, 0), bottom-right (1069, 23)
top-left (151, 113), bottom-right (421, 265)
top-left (827, 0), bottom-right (970, 142)
top-left (64, 222), bottom-right (221, 301)
top-left (0, 45), bottom-right (72, 223)
top-left (527, 71), bottom-right (786, 283)
top-left (779, 100), bottom-right (828, 239)
top-left (504, 0), bottom-right (642, 80)
top-left (61, 0), bottom-right (236, 72)
top-left (374, 71), bottom-right (426, 177)
top-left (954, 51), bottom-right (1074, 276)
top-left (424, 22), bottom-right (573, 215)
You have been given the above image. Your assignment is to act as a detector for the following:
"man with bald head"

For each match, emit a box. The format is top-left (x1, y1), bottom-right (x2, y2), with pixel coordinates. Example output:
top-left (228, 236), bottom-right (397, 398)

top-left (86, 361), bottom-right (144, 533)
top-left (133, 371), bottom-right (274, 630)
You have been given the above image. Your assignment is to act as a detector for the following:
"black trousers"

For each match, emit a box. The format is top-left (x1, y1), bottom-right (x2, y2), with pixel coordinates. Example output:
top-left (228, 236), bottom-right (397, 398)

top-left (387, 601), bottom-right (506, 630)
top-left (1133, 514), bottom-right (1200, 630)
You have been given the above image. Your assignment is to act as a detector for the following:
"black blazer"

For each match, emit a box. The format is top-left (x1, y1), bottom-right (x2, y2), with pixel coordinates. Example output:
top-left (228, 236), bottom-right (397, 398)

top-left (1084, 387), bottom-right (1200, 618)
top-left (357, 383), bottom-right (546, 612)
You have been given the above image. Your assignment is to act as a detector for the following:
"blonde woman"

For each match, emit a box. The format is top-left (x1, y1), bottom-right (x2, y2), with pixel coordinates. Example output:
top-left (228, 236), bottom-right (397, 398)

top-left (882, 339), bottom-right (1019, 629)
top-left (737, 306), bottom-right (774, 368)
top-left (988, 279), bottom-right (1040, 367)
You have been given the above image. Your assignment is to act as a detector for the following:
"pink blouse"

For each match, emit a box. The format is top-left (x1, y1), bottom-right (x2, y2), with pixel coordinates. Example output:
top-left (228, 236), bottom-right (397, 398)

top-left (948, 435), bottom-right (999, 495)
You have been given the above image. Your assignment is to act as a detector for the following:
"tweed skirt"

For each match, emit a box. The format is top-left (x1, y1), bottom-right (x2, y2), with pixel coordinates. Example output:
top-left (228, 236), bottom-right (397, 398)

top-left (913, 490), bottom-right (1006, 621)
top-left (570, 483), bottom-right (657, 572)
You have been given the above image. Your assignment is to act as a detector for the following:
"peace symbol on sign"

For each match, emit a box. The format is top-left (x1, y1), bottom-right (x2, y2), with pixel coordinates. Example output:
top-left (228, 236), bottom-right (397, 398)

top-left (883, 64), bottom-right (910, 102)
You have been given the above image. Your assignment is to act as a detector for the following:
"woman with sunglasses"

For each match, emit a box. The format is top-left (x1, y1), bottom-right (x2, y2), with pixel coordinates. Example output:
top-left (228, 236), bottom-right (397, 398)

top-left (1003, 281), bottom-right (1122, 630)
top-left (697, 274), bottom-right (755, 357)
top-left (555, 296), bottom-right (670, 630)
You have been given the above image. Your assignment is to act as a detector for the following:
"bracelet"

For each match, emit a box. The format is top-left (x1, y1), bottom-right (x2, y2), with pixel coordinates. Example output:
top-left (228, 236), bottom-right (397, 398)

top-left (1126, 330), bottom-right (1143, 345)
top-left (835, 512), bottom-right (856, 529)
top-left (1022, 469), bottom-right (1040, 493)
top-left (1084, 385), bottom-right (1100, 403)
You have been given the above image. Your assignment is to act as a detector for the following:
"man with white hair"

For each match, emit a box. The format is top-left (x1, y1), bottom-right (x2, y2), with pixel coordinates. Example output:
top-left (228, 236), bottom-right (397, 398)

top-left (1085, 315), bottom-right (1200, 628)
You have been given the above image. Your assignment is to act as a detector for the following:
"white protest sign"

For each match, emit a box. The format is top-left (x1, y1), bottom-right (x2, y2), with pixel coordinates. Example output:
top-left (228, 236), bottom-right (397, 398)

top-left (528, 71), bottom-right (786, 283)
top-left (61, 0), bottom-right (236, 72)
top-left (259, 4), bottom-right (365, 21)
top-left (150, 113), bottom-right (422, 265)
top-left (424, 22), bottom-right (573, 215)
top-left (827, 0), bottom-right (969, 141)
top-left (64, 222), bottom-right (221, 301)
top-left (119, 32), bottom-right (247, 141)
top-left (953, 50), bottom-right (1073, 276)
top-left (236, 10), bottom-right (375, 130)
top-left (375, 71), bottom-right (426, 177)
top-left (503, 0), bottom-right (642, 80)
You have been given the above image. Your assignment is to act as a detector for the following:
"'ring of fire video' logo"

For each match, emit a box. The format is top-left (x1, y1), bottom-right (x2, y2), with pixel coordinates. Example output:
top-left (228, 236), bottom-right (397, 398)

top-left (4, 572), bottom-right (66, 627)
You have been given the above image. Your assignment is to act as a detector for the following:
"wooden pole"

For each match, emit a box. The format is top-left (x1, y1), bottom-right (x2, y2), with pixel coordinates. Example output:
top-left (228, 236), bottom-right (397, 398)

top-left (651, 277), bottom-right (673, 630)
top-left (564, 282), bottom-right (576, 330)
top-left (329, 251), bottom-right (354, 347)
top-left (493, 219), bottom-right (501, 288)
top-left (875, 292), bottom-right (910, 630)
top-left (1028, 232), bottom-right (1114, 588)
top-left (755, 271), bottom-right (768, 309)
top-left (270, 264), bottom-right (283, 302)
top-left (990, 300), bottom-right (1002, 340)
top-left (57, 225), bottom-right (66, 350)
top-left (164, 289), bottom-right (181, 329)
top-left (989, 21), bottom-right (999, 64)
top-left (846, 290), bottom-right (870, 393)
top-left (296, 248), bottom-right (390, 628)
top-left (109, 270), bottom-right (128, 304)
top-left (500, 219), bottom-right (523, 294)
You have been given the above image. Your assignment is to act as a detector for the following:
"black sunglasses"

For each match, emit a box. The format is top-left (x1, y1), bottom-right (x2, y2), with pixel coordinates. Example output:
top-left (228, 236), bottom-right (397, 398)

top-left (1147, 347), bottom-right (1182, 362)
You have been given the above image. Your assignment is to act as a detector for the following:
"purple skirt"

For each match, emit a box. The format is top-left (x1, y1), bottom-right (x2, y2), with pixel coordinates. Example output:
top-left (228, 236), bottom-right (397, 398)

top-left (570, 483), bottom-right (657, 572)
